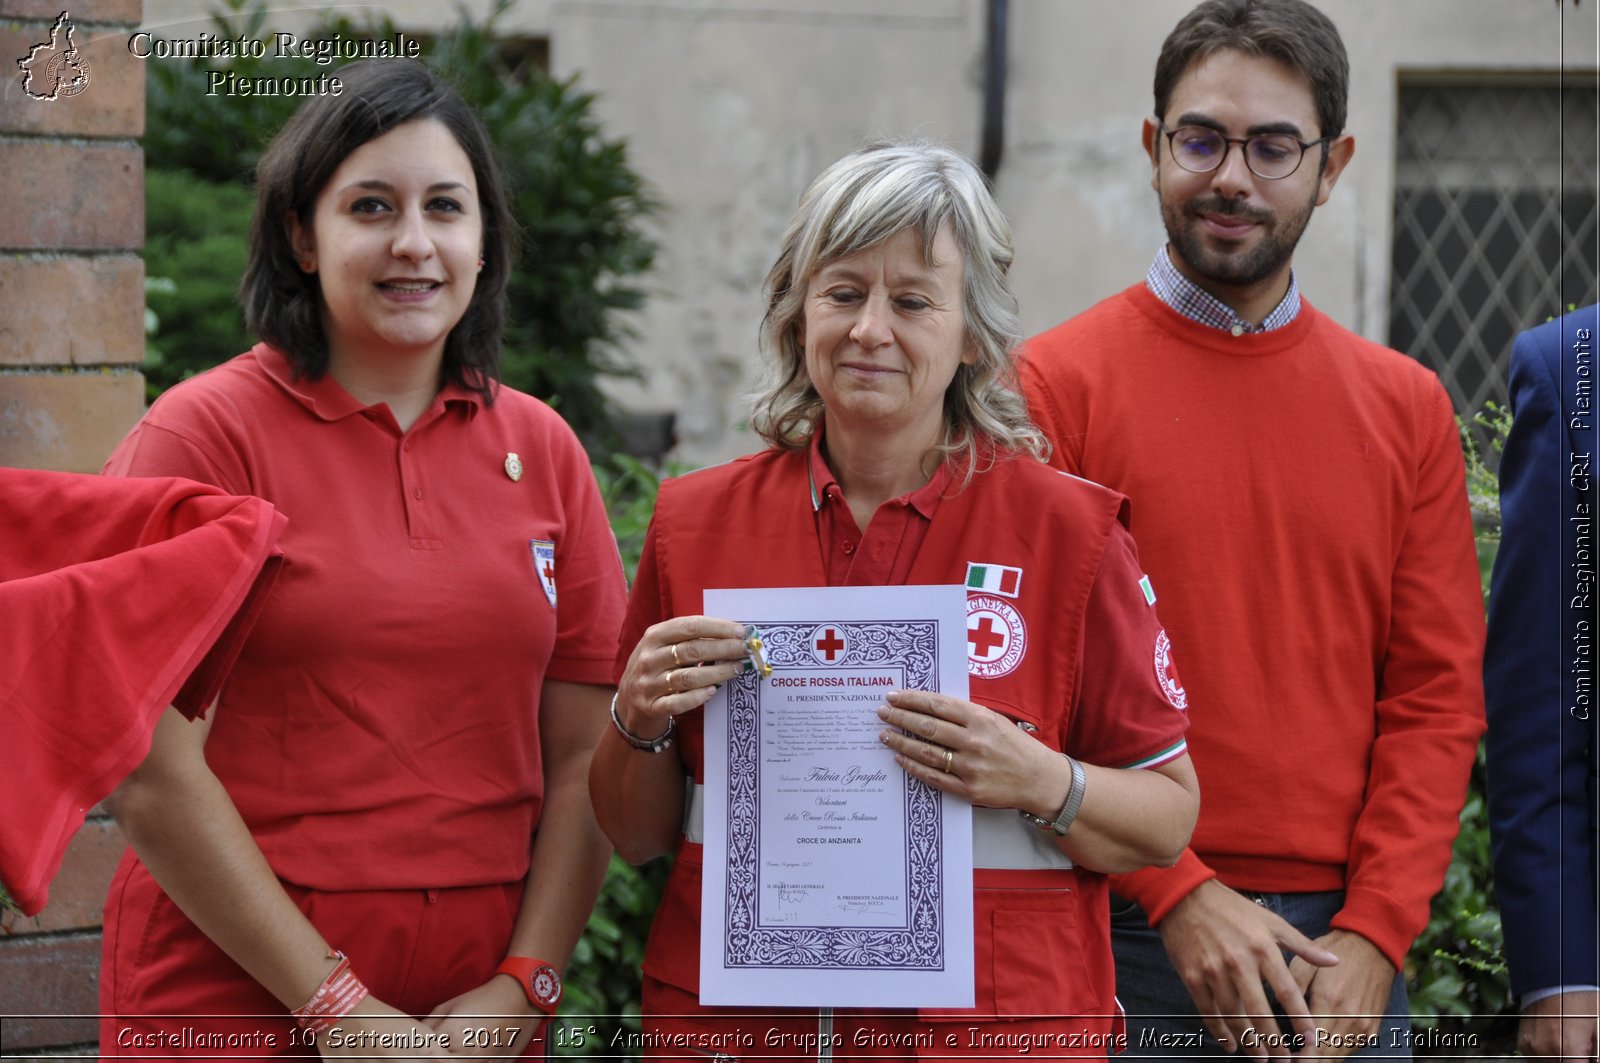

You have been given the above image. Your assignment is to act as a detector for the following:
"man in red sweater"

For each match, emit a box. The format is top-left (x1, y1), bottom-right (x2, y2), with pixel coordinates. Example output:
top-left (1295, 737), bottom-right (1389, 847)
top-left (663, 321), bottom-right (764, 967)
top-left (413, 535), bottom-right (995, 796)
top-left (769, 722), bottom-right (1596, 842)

top-left (1020, 1), bottom-right (1485, 1059)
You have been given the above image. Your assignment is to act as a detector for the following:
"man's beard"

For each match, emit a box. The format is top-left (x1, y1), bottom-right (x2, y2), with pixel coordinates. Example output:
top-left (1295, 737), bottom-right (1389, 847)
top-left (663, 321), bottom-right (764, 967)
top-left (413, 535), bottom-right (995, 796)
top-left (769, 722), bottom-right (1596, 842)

top-left (1161, 185), bottom-right (1316, 289)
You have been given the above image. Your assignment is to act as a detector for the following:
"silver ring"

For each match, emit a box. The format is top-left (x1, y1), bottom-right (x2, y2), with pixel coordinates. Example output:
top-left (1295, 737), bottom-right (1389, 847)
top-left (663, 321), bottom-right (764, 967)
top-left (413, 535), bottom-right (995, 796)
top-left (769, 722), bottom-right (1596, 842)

top-left (942, 748), bottom-right (954, 774)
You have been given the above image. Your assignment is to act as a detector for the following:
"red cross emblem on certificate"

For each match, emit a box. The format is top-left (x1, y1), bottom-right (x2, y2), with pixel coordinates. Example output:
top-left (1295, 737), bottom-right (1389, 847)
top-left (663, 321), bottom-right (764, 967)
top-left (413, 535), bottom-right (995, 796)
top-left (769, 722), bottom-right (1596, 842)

top-left (809, 625), bottom-right (849, 664)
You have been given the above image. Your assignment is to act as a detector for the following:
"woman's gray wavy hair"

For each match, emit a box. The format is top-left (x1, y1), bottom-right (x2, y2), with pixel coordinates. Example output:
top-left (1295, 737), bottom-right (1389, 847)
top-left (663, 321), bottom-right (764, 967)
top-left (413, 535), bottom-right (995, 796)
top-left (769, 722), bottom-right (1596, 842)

top-left (750, 140), bottom-right (1047, 477)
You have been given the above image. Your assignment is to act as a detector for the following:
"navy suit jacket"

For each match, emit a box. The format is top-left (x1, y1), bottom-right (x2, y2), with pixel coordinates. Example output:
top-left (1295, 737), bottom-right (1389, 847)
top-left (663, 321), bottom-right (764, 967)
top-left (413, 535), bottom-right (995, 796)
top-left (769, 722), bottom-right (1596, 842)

top-left (1485, 304), bottom-right (1600, 1000)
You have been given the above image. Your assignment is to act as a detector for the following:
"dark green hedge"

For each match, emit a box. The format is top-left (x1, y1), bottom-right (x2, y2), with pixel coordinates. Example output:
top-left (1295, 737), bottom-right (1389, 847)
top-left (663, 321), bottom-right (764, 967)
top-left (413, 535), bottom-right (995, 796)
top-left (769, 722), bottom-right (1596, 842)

top-left (142, 0), bottom-right (656, 447)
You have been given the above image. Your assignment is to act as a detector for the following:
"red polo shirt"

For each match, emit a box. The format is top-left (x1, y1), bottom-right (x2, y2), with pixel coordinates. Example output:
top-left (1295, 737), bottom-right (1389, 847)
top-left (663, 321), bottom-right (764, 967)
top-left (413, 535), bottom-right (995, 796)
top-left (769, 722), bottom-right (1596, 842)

top-left (807, 426), bottom-right (953, 585)
top-left (104, 344), bottom-right (626, 890)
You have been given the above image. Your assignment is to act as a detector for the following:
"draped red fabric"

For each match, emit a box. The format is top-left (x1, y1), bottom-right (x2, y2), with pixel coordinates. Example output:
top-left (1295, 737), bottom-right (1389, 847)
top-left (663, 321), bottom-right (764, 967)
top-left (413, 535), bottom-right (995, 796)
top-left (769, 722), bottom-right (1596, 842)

top-left (0, 469), bottom-right (286, 915)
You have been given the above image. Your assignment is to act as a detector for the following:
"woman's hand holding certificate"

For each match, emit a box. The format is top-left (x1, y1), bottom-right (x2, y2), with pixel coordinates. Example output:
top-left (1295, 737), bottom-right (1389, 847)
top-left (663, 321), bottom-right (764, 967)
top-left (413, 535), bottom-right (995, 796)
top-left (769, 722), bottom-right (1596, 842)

top-left (876, 689), bottom-right (1071, 819)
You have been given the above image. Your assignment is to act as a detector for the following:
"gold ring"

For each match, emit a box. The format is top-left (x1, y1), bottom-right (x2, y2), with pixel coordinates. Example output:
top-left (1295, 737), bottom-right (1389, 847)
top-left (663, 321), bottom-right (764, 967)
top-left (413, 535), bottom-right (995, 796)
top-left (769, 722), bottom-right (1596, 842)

top-left (665, 669), bottom-right (679, 695)
top-left (671, 642), bottom-right (683, 668)
top-left (942, 748), bottom-right (954, 774)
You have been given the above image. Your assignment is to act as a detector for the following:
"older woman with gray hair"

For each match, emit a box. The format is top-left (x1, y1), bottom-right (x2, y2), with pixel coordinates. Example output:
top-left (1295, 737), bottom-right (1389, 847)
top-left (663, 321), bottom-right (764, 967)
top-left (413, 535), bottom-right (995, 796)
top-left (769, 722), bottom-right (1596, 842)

top-left (591, 141), bottom-right (1199, 1056)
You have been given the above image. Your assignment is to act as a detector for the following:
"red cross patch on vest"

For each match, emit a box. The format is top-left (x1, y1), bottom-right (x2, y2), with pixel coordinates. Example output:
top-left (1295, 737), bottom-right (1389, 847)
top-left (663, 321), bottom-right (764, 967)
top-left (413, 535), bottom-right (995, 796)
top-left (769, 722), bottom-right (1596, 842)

top-left (966, 593), bottom-right (1026, 679)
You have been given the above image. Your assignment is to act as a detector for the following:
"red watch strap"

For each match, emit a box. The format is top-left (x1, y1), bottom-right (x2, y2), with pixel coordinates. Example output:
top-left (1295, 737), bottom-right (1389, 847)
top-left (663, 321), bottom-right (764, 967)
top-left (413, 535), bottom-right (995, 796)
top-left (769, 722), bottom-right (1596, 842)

top-left (495, 956), bottom-right (562, 1014)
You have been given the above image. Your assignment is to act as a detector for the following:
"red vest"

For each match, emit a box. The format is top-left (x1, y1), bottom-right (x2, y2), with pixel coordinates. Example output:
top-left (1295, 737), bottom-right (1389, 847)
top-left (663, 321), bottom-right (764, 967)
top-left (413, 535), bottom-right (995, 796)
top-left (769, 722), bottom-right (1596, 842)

top-left (638, 448), bottom-right (1126, 1026)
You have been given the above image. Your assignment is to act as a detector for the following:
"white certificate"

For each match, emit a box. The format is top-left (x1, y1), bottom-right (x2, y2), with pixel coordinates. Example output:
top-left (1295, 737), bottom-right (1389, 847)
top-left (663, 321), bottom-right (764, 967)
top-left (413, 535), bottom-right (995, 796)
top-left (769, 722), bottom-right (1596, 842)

top-left (699, 584), bottom-right (974, 1008)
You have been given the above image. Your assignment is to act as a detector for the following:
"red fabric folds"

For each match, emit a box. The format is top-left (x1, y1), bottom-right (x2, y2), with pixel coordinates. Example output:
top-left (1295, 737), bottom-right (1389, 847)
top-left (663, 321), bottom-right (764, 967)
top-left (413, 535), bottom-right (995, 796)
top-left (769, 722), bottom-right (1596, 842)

top-left (0, 469), bottom-right (286, 916)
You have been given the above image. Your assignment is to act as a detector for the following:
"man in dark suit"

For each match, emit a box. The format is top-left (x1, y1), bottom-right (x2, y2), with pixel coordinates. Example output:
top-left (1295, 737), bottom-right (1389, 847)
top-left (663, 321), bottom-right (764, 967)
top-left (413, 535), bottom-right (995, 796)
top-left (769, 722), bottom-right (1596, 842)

top-left (1486, 303), bottom-right (1600, 1063)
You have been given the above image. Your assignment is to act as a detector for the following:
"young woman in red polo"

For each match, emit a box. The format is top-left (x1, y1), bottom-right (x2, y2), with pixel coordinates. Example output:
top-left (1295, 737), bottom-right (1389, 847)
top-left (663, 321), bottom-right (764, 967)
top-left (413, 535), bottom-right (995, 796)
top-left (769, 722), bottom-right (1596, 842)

top-left (99, 59), bottom-right (625, 1060)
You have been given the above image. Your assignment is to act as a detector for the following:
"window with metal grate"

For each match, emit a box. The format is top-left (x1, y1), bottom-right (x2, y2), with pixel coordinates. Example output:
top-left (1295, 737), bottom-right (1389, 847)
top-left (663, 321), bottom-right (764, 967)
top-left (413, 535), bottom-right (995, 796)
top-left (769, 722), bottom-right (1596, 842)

top-left (1389, 78), bottom-right (1598, 464)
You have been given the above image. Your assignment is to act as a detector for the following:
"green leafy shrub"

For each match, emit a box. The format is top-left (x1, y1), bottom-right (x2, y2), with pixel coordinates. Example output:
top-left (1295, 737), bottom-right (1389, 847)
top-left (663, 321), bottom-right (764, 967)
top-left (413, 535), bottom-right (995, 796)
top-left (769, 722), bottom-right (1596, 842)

top-left (142, 170), bottom-right (254, 400)
top-left (594, 454), bottom-right (672, 577)
top-left (142, 0), bottom-right (317, 184)
top-left (1462, 403), bottom-right (1512, 610)
top-left (557, 855), bottom-right (669, 1056)
top-left (142, 0), bottom-right (656, 444)
top-left (1407, 745), bottom-right (1512, 1037)
top-left (425, 4), bottom-right (657, 447)
top-left (1404, 408), bottom-right (1516, 1050)
top-left (558, 458), bottom-right (671, 1056)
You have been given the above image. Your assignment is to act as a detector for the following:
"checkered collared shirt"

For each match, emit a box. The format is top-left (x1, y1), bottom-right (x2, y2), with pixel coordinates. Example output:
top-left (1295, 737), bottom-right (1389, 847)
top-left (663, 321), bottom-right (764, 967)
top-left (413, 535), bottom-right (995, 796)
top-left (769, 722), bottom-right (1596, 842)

top-left (1145, 245), bottom-right (1301, 335)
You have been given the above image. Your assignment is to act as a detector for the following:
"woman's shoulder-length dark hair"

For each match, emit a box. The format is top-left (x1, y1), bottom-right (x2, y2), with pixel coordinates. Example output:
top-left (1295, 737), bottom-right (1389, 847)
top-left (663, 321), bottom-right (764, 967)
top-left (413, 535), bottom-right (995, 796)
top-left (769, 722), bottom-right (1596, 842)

top-left (240, 58), bottom-right (518, 403)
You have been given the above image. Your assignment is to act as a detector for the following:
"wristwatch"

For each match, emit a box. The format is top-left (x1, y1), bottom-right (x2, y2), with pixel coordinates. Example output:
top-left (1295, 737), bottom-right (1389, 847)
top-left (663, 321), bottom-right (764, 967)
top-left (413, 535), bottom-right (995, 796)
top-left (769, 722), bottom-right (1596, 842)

top-left (1019, 754), bottom-right (1087, 836)
top-left (495, 957), bottom-right (563, 1014)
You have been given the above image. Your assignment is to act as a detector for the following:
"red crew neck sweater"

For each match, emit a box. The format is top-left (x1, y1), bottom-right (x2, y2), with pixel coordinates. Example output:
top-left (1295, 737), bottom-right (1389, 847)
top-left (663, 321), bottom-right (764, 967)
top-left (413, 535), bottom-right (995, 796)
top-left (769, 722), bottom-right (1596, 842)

top-left (1020, 284), bottom-right (1486, 968)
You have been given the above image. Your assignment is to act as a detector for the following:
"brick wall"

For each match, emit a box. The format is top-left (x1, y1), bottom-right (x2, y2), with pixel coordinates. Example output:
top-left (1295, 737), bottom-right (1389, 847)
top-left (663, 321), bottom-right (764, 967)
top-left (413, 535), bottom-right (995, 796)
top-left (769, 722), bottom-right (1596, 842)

top-left (1, 818), bottom-right (126, 1053)
top-left (0, 0), bottom-right (145, 473)
top-left (0, 1), bottom-right (144, 1056)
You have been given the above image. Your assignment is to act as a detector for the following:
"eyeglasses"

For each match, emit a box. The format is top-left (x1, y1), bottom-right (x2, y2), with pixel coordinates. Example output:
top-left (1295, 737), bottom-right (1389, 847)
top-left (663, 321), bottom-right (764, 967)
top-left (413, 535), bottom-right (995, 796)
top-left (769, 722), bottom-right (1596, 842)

top-left (1157, 120), bottom-right (1331, 180)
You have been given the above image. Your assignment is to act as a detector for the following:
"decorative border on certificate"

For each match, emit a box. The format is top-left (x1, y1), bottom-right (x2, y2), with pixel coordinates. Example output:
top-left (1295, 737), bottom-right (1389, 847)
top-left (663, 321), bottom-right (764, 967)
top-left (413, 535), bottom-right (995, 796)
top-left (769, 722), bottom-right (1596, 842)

top-left (722, 619), bottom-right (945, 971)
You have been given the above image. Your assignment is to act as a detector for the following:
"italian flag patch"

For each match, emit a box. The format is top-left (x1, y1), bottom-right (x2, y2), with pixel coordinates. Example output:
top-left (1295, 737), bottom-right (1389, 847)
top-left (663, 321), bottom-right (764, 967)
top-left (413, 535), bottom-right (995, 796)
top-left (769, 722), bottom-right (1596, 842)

top-left (965, 562), bottom-right (1022, 599)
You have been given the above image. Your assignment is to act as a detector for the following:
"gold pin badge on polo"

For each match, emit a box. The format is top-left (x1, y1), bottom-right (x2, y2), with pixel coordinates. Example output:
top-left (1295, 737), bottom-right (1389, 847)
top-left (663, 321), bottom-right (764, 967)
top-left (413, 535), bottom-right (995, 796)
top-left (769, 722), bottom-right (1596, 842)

top-left (505, 453), bottom-right (523, 481)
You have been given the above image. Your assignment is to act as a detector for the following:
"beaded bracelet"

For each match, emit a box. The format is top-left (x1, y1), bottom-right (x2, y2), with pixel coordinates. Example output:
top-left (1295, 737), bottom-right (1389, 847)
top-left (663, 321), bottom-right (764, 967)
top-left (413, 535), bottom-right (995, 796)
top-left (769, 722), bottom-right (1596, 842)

top-left (610, 692), bottom-right (675, 753)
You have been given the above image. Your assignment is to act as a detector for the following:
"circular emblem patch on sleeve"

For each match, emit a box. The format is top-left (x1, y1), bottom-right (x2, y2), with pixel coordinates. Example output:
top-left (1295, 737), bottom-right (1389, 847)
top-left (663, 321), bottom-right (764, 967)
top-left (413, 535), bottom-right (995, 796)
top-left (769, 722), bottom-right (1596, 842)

top-left (966, 594), bottom-right (1027, 678)
top-left (1154, 629), bottom-right (1188, 709)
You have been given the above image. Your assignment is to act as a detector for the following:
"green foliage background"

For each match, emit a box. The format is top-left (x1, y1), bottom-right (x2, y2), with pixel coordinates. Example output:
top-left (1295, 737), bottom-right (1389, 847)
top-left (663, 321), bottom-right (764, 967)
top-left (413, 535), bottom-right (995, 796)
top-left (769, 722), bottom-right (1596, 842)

top-left (142, 171), bottom-right (253, 401)
top-left (1403, 406), bottom-right (1517, 1049)
top-left (141, 0), bottom-right (655, 446)
top-left (563, 456), bottom-right (673, 1055)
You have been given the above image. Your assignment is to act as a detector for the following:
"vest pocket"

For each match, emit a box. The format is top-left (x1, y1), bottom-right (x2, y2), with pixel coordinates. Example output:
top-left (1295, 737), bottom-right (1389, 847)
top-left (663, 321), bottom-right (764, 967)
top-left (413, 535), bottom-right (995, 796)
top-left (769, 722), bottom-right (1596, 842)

top-left (916, 882), bottom-right (1101, 1020)
top-left (991, 908), bottom-right (1100, 1016)
top-left (641, 843), bottom-right (704, 994)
